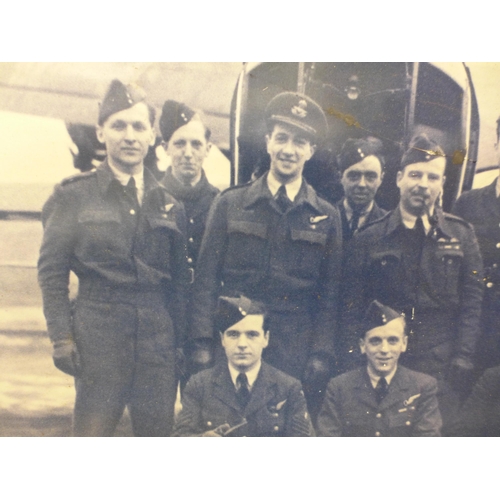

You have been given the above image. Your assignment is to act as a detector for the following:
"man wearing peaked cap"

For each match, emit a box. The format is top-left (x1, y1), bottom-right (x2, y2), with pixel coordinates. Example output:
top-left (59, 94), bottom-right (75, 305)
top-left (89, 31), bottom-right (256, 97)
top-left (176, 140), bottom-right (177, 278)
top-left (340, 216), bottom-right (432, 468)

top-left (341, 133), bottom-right (483, 434)
top-left (159, 101), bottom-right (219, 371)
top-left (336, 136), bottom-right (387, 243)
top-left (317, 300), bottom-right (442, 436)
top-left (188, 91), bottom-right (342, 423)
top-left (38, 79), bottom-right (189, 436)
top-left (173, 295), bottom-right (313, 437)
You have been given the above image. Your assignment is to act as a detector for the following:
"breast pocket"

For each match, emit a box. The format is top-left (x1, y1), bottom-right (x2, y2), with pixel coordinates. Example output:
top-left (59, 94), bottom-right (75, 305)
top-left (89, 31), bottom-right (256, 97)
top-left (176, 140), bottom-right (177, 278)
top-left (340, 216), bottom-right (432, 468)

top-left (367, 250), bottom-right (403, 299)
top-left (289, 229), bottom-right (328, 280)
top-left (225, 220), bottom-right (268, 271)
top-left (388, 406), bottom-right (416, 432)
top-left (436, 249), bottom-right (463, 294)
top-left (143, 214), bottom-right (182, 268)
top-left (77, 210), bottom-right (122, 262)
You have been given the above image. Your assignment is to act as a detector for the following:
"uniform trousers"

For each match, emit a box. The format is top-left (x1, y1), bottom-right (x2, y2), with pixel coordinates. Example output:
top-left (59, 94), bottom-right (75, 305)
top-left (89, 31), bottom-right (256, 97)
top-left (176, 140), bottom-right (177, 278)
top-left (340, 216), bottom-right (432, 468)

top-left (72, 288), bottom-right (177, 437)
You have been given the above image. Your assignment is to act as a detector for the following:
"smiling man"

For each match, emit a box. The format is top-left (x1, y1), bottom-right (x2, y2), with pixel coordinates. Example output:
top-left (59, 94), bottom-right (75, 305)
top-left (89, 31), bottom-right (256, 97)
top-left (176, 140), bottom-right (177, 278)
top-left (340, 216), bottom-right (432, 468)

top-left (317, 300), bottom-right (442, 436)
top-left (188, 92), bottom-right (342, 421)
top-left (173, 295), bottom-right (313, 437)
top-left (38, 80), bottom-right (188, 436)
top-left (337, 137), bottom-right (387, 242)
top-left (341, 134), bottom-right (483, 434)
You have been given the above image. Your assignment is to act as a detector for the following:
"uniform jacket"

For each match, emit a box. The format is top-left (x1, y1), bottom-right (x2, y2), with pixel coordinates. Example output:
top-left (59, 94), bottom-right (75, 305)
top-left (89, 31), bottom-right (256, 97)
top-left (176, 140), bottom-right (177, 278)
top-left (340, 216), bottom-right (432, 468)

top-left (160, 166), bottom-right (219, 274)
top-left (453, 179), bottom-right (500, 304)
top-left (341, 206), bottom-right (483, 361)
top-left (317, 365), bottom-right (442, 436)
top-left (337, 198), bottom-right (387, 243)
top-left (173, 361), bottom-right (313, 437)
top-left (38, 160), bottom-right (189, 345)
top-left (454, 365), bottom-right (500, 436)
top-left (189, 173), bottom-right (343, 359)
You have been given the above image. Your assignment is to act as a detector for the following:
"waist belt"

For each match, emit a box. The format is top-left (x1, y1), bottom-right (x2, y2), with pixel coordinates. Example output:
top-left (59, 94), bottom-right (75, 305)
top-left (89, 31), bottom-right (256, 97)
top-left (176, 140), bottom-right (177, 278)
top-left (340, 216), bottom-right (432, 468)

top-left (78, 280), bottom-right (166, 307)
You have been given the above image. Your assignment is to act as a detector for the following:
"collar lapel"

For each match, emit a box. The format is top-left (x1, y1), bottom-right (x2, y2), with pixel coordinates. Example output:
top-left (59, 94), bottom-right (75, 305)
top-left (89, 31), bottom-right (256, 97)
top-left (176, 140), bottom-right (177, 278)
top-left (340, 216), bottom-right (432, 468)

top-left (353, 368), bottom-right (379, 410)
top-left (212, 364), bottom-right (242, 412)
top-left (378, 367), bottom-right (410, 411)
top-left (244, 363), bottom-right (277, 416)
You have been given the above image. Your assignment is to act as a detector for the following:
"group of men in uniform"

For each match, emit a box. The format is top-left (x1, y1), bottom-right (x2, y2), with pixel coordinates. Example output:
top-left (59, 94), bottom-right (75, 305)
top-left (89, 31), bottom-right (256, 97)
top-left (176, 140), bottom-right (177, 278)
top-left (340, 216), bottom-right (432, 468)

top-left (37, 77), bottom-right (498, 436)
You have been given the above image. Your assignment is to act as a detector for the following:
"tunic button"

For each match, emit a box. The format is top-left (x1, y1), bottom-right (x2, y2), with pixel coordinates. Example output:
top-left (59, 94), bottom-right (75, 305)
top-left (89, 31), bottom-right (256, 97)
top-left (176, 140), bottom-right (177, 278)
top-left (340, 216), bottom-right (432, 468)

top-left (375, 431), bottom-right (381, 437)
top-left (273, 425), bottom-right (279, 431)
top-left (496, 243), bottom-right (500, 249)
top-left (207, 421), bottom-right (212, 427)
top-left (272, 413), bottom-right (279, 418)
top-left (487, 282), bottom-right (494, 288)
top-left (189, 218), bottom-right (194, 224)
top-left (376, 413), bottom-right (382, 418)
top-left (162, 214), bottom-right (167, 218)
top-left (130, 209), bottom-right (136, 215)
top-left (188, 237), bottom-right (194, 243)
top-left (187, 258), bottom-right (193, 264)
top-left (493, 264), bottom-right (498, 269)
top-left (406, 421), bottom-right (411, 426)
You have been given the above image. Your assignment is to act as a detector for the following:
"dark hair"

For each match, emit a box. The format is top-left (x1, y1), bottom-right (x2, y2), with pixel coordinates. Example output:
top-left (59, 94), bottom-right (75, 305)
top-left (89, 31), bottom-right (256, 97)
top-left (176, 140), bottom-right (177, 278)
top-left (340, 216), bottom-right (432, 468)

top-left (265, 120), bottom-right (316, 146)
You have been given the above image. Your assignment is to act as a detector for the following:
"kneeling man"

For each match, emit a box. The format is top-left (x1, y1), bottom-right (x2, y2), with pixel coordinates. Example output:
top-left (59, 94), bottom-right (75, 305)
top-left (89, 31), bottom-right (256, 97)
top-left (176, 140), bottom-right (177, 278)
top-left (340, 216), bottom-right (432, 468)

top-left (317, 300), bottom-right (442, 436)
top-left (173, 295), bottom-right (313, 437)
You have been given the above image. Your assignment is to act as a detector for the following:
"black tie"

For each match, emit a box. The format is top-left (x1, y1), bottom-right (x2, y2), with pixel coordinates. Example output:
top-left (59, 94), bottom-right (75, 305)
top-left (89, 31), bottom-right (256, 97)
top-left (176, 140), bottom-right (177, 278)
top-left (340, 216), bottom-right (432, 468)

top-left (349, 209), bottom-right (362, 236)
top-left (236, 373), bottom-right (251, 408)
top-left (125, 176), bottom-right (140, 212)
top-left (375, 377), bottom-right (389, 404)
top-left (275, 185), bottom-right (293, 214)
top-left (414, 216), bottom-right (426, 241)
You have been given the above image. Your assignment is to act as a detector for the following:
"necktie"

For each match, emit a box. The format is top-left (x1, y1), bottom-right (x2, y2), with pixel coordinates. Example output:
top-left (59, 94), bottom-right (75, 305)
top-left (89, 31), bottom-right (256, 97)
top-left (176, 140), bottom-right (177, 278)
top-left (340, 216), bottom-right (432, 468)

top-left (349, 209), bottom-right (362, 236)
top-left (375, 377), bottom-right (389, 404)
top-left (236, 372), bottom-right (251, 408)
top-left (414, 216), bottom-right (426, 241)
top-left (125, 176), bottom-right (140, 212)
top-left (275, 185), bottom-right (293, 214)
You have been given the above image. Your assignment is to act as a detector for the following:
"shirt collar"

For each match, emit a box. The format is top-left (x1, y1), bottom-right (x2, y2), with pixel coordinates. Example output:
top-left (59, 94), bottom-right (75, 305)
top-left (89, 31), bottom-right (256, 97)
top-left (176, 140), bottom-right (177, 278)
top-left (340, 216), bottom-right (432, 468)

top-left (366, 364), bottom-right (398, 389)
top-left (398, 203), bottom-right (433, 234)
top-left (267, 171), bottom-right (303, 202)
top-left (228, 360), bottom-right (262, 390)
top-left (343, 198), bottom-right (374, 220)
top-left (107, 160), bottom-right (145, 204)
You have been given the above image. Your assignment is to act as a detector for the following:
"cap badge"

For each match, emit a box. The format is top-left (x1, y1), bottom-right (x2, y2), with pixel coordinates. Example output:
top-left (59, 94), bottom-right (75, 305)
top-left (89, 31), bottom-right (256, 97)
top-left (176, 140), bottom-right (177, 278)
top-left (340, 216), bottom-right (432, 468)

top-left (164, 203), bottom-right (174, 212)
top-left (309, 215), bottom-right (329, 224)
top-left (291, 99), bottom-right (308, 118)
top-left (357, 148), bottom-right (365, 158)
top-left (181, 112), bottom-right (188, 122)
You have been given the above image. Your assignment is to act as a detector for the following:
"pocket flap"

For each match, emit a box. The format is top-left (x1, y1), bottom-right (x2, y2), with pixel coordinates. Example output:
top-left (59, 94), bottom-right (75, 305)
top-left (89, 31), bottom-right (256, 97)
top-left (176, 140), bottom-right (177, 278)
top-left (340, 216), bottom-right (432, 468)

top-left (228, 220), bottom-right (267, 239)
top-left (371, 249), bottom-right (402, 263)
top-left (78, 210), bottom-right (120, 223)
top-left (147, 214), bottom-right (180, 232)
top-left (290, 229), bottom-right (327, 246)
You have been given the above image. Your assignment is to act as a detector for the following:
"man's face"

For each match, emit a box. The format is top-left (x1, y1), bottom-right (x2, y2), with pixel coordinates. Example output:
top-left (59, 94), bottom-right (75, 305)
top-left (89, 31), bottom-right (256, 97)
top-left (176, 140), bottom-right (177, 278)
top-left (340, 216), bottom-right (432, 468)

top-left (164, 120), bottom-right (211, 184)
top-left (396, 157), bottom-right (446, 216)
top-left (341, 155), bottom-right (383, 210)
top-left (220, 314), bottom-right (269, 372)
top-left (359, 318), bottom-right (407, 377)
top-left (96, 102), bottom-right (155, 172)
top-left (266, 123), bottom-right (316, 183)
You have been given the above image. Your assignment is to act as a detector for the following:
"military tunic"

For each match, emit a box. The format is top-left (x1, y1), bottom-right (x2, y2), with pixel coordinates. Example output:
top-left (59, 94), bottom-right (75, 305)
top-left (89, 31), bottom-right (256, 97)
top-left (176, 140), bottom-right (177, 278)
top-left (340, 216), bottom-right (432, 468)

top-left (173, 361), bottom-right (313, 437)
top-left (189, 172), bottom-right (343, 379)
top-left (453, 178), bottom-right (500, 369)
top-left (337, 198), bottom-right (387, 243)
top-left (317, 366), bottom-right (442, 436)
top-left (38, 161), bottom-right (189, 436)
top-left (341, 206), bottom-right (483, 430)
top-left (160, 166), bottom-right (219, 278)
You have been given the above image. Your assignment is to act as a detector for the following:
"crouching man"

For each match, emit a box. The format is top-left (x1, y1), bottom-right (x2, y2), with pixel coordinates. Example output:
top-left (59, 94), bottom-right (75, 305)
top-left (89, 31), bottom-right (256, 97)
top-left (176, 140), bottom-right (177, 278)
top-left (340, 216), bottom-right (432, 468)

top-left (317, 300), bottom-right (442, 436)
top-left (173, 295), bottom-right (313, 437)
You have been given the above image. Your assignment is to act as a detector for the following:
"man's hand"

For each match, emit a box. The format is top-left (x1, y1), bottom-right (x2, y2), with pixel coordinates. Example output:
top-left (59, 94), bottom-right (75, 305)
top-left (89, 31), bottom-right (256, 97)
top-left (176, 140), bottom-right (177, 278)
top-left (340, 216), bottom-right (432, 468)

top-left (448, 357), bottom-right (474, 398)
top-left (52, 338), bottom-right (81, 377)
top-left (188, 339), bottom-right (213, 375)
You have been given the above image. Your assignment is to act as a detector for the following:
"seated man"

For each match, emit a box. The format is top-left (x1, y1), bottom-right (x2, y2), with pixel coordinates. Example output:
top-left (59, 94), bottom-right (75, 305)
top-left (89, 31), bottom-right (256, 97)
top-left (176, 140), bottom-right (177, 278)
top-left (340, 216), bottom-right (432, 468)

top-left (317, 300), bottom-right (442, 437)
top-left (173, 295), bottom-right (313, 437)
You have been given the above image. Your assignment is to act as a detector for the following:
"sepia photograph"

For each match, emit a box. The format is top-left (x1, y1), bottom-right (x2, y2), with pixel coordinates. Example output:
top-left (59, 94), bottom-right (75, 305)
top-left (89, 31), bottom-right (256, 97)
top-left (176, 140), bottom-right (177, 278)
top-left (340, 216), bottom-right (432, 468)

top-left (2, 61), bottom-right (500, 443)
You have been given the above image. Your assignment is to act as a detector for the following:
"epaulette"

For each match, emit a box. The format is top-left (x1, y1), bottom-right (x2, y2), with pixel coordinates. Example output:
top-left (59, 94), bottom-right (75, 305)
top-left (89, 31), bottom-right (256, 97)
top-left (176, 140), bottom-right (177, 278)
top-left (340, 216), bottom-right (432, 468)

top-left (358, 210), bottom-right (392, 232)
top-left (60, 169), bottom-right (97, 186)
top-left (220, 179), bottom-right (254, 196)
top-left (443, 211), bottom-right (473, 228)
